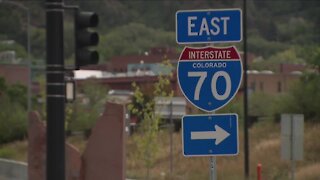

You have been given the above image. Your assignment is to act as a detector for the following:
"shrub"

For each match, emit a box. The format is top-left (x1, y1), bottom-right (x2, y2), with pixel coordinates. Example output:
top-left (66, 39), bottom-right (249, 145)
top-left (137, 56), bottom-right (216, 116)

top-left (0, 95), bottom-right (27, 144)
top-left (278, 73), bottom-right (320, 122)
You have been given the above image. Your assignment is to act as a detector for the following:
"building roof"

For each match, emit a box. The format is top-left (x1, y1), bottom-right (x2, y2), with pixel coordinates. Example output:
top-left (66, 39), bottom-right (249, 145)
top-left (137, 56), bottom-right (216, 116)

top-left (79, 47), bottom-right (179, 73)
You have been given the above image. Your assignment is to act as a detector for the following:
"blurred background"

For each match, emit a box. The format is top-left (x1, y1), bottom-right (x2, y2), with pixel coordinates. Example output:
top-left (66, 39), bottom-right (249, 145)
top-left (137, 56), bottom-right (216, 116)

top-left (0, 0), bottom-right (319, 179)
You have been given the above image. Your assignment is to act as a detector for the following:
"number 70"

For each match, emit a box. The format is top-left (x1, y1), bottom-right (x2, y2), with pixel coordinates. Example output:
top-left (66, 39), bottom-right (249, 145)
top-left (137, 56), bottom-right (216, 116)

top-left (188, 71), bottom-right (231, 101)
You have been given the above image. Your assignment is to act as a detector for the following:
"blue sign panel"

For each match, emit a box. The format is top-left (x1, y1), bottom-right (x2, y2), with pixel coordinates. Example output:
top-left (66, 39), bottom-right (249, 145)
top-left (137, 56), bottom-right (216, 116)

top-left (177, 46), bottom-right (243, 112)
top-left (176, 9), bottom-right (242, 44)
top-left (182, 114), bottom-right (239, 156)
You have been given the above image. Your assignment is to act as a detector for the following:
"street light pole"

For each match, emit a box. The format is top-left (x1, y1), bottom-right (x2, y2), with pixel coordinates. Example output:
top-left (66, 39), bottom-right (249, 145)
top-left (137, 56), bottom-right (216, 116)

top-left (46, 0), bottom-right (65, 179)
top-left (0, 1), bottom-right (32, 113)
top-left (27, 5), bottom-right (31, 113)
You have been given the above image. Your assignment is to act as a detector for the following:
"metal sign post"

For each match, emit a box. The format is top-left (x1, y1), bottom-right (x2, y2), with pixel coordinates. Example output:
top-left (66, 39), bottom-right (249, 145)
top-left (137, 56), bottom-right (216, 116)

top-left (209, 110), bottom-right (217, 180)
top-left (169, 101), bottom-right (173, 174)
top-left (210, 156), bottom-right (217, 180)
top-left (281, 114), bottom-right (304, 180)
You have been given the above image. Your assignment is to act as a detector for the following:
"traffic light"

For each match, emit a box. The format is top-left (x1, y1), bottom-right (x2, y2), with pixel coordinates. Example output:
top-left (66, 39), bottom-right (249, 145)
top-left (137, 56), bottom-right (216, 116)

top-left (75, 11), bottom-right (99, 69)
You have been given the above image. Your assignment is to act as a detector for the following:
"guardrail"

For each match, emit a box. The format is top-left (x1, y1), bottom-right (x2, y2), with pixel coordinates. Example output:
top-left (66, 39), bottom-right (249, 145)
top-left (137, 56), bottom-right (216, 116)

top-left (0, 158), bottom-right (27, 180)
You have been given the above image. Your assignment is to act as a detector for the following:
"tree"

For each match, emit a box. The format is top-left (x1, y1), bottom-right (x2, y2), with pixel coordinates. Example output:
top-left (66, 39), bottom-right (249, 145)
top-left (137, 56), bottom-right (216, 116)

top-left (0, 77), bottom-right (27, 143)
top-left (0, 95), bottom-right (27, 144)
top-left (98, 23), bottom-right (175, 61)
top-left (30, 27), bottom-right (45, 59)
top-left (279, 48), bottom-right (320, 121)
top-left (306, 47), bottom-right (320, 72)
top-left (127, 60), bottom-right (173, 179)
top-left (247, 35), bottom-right (288, 59)
top-left (0, 7), bottom-right (25, 46)
top-left (67, 80), bottom-right (109, 133)
top-left (7, 84), bottom-right (27, 110)
top-left (0, 42), bottom-right (27, 62)
top-left (0, 77), bottom-right (6, 93)
top-left (280, 73), bottom-right (320, 121)
top-left (250, 47), bottom-right (306, 71)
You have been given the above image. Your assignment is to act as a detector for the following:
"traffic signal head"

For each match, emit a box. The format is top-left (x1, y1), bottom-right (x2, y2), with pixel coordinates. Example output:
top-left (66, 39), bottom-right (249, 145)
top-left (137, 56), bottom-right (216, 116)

top-left (75, 11), bottom-right (99, 69)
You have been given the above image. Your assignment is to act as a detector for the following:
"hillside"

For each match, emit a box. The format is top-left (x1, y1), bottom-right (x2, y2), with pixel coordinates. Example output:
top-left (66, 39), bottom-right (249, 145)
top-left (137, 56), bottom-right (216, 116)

top-left (0, 0), bottom-right (319, 63)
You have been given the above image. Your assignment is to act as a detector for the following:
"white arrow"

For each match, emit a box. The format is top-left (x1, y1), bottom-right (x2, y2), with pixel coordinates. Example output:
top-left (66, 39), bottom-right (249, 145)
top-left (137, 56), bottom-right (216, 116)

top-left (191, 125), bottom-right (230, 145)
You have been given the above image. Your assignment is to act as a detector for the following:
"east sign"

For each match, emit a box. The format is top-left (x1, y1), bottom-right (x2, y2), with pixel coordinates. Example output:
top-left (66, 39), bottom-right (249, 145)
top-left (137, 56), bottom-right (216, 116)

top-left (176, 9), bottom-right (242, 44)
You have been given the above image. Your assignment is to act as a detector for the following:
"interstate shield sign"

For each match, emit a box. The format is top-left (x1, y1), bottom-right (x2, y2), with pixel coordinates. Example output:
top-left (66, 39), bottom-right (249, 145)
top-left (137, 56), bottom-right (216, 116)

top-left (177, 46), bottom-right (243, 112)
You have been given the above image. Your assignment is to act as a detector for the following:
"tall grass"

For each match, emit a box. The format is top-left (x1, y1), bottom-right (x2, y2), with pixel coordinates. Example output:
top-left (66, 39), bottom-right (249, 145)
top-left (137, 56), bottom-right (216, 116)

top-left (126, 121), bottom-right (320, 180)
top-left (0, 141), bottom-right (27, 161)
top-left (0, 120), bottom-right (319, 179)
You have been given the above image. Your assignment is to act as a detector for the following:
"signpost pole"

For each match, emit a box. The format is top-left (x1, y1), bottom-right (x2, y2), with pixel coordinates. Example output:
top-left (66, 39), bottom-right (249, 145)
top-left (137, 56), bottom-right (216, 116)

top-left (290, 115), bottom-right (295, 180)
top-left (169, 100), bottom-right (173, 174)
top-left (210, 156), bottom-right (217, 180)
top-left (243, 0), bottom-right (250, 179)
top-left (209, 43), bottom-right (217, 180)
top-left (291, 160), bottom-right (295, 180)
top-left (209, 110), bottom-right (217, 180)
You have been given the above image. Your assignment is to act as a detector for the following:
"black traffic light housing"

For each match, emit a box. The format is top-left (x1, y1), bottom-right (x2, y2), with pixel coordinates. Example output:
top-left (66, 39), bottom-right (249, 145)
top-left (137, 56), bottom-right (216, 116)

top-left (75, 10), bottom-right (99, 69)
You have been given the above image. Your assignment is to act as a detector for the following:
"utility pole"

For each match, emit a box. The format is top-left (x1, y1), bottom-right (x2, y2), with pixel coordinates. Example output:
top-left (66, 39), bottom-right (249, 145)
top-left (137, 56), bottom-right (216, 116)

top-left (243, 0), bottom-right (250, 178)
top-left (45, 0), bottom-right (65, 179)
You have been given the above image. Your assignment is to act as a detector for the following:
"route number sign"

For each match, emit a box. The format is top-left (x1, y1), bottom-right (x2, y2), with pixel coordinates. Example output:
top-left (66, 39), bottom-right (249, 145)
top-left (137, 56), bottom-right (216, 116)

top-left (177, 46), bottom-right (243, 112)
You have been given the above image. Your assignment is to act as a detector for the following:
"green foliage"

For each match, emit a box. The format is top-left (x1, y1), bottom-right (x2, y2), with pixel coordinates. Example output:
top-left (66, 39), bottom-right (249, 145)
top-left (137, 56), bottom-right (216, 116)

top-left (305, 47), bottom-right (320, 70)
top-left (280, 73), bottom-right (320, 121)
top-left (277, 17), bottom-right (315, 44)
top-left (267, 48), bottom-right (305, 64)
top-left (7, 84), bottom-right (27, 109)
top-left (248, 92), bottom-right (278, 117)
top-left (19, 75), bottom-right (108, 134)
top-left (0, 141), bottom-right (27, 161)
top-left (99, 23), bottom-right (175, 61)
top-left (67, 80), bottom-right (108, 132)
top-left (250, 47), bottom-right (306, 71)
top-left (0, 7), bottom-right (25, 45)
top-left (248, 35), bottom-right (288, 58)
top-left (33, 77), bottom-right (46, 119)
top-left (217, 98), bottom-right (243, 121)
top-left (0, 78), bottom-right (27, 143)
top-left (67, 104), bottom-right (100, 133)
top-left (0, 77), bottom-right (27, 109)
top-left (0, 95), bottom-right (27, 144)
top-left (30, 27), bottom-right (45, 59)
top-left (0, 148), bottom-right (16, 159)
top-left (278, 48), bottom-right (320, 121)
top-left (128, 60), bottom-right (173, 179)
top-left (1, 1), bottom-right (320, 61)
top-left (76, 0), bottom-right (136, 30)
top-left (0, 77), bottom-right (6, 92)
top-left (1, 1), bottom-right (318, 62)
top-left (0, 42), bottom-right (27, 61)
top-left (218, 93), bottom-right (281, 125)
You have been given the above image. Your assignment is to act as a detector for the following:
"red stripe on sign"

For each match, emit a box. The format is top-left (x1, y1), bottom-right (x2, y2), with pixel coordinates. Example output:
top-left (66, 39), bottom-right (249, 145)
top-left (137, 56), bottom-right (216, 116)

top-left (179, 46), bottom-right (240, 60)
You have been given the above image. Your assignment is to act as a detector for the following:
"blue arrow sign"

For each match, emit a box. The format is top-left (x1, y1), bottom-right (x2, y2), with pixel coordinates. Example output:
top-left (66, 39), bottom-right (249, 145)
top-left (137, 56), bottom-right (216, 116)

top-left (177, 46), bottom-right (243, 112)
top-left (176, 9), bottom-right (242, 44)
top-left (182, 114), bottom-right (239, 156)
